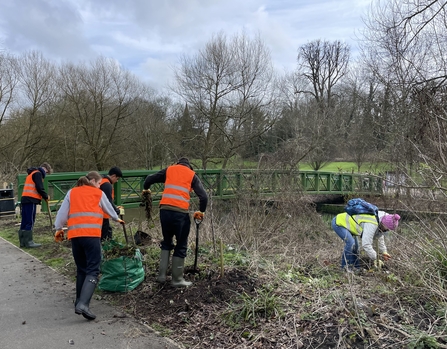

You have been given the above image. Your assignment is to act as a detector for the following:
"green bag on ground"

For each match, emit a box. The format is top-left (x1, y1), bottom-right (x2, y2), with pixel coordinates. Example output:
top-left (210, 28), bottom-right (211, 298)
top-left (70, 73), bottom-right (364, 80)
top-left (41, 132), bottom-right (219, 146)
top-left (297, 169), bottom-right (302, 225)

top-left (98, 240), bottom-right (145, 292)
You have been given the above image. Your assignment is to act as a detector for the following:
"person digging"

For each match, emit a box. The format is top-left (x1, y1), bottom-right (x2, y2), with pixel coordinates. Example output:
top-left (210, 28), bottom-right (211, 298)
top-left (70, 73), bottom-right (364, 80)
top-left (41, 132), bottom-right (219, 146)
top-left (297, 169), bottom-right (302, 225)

top-left (143, 157), bottom-right (208, 287)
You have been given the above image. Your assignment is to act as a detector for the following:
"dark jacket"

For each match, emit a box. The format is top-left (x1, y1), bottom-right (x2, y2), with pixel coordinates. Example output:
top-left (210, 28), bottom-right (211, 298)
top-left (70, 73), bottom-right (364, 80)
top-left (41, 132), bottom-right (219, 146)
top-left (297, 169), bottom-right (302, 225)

top-left (21, 167), bottom-right (49, 204)
top-left (99, 176), bottom-right (120, 216)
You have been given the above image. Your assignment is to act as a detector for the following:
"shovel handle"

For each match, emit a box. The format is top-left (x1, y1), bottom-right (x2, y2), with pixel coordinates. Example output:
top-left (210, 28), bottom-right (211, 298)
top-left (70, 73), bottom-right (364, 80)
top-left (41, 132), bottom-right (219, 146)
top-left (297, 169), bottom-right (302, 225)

top-left (46, 199), bottom-right (53, 228)
top-left (120, 214), bottom-right (129, 244)
top-left (193, 220), bottom-right (200, 271)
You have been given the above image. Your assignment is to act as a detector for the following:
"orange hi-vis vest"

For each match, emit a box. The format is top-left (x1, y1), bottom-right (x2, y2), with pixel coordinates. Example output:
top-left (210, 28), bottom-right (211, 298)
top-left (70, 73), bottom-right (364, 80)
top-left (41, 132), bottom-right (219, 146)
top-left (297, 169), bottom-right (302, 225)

top-left (100, 177), bottom-right (114, 219)
top-left (67, 186), bottom-right (104, 239)
top-left (160, 164), bottom-right (195, 210)
top-left (22, 170), bottom-right (43, 200)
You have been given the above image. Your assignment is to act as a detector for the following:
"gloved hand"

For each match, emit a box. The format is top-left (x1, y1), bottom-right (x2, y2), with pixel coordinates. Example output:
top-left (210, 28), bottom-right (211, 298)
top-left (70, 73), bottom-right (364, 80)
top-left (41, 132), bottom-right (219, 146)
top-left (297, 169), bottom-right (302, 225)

top-left (373, 260), bottom-right (384, 268)
top-left (54, 230), bottom-right (64, 242)
top-left (142, 189), bottom-right (151, 194)
top-left (117, 219), bottom-right (125, 225)
top-left (382, 252), bottom-right (391, 261)
top-left (193, 211), bottom-right (204, 221)
top-left (118, 206), bottom-right (125, 216)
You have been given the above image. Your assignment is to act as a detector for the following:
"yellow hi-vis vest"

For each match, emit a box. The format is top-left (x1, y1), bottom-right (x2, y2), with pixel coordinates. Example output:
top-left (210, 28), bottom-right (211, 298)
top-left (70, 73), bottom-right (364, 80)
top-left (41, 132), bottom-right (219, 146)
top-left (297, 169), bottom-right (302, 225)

top-left (335, 212), bottom-right (378, 236)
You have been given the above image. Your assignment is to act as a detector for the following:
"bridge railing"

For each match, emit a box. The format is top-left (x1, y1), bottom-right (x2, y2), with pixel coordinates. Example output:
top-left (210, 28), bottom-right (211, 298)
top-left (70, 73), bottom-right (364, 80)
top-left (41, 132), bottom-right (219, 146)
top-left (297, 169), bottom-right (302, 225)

top-left (17, 170), bottom-right (383, 212)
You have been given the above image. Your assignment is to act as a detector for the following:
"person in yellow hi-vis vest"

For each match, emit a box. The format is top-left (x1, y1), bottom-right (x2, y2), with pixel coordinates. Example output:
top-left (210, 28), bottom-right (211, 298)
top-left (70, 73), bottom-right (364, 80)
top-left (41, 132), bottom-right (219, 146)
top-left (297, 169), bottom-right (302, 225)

top-left (331, 211), bottom-right (400, 272)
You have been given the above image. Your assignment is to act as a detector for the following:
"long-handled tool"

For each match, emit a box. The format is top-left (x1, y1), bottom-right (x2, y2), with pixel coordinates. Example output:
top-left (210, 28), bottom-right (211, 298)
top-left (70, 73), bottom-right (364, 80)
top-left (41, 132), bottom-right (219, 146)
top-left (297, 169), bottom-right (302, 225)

top-left (120, 215), bottom-right (129, 244)
top-left (45, 199), bottom-right (53, 229)
top-left (119, 207), bottom-right (129, 244)
top-left (193, 219), bottom-right (202, 272)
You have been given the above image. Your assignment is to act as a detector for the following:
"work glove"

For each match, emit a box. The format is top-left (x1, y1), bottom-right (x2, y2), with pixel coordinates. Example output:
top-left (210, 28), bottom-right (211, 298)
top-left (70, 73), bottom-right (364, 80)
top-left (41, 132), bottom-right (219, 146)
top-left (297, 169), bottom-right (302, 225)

top-left (117, 218), bottom-right (125, 225)
top-left (118, 206), bottom-right (125, 216)
top-left (54, 230), bottom-right (64, 242)
top-left (193, 211), bottom-right (204, 221)
top-left (373, 260), bottom-right (384, 269)
top-left (382, 252), bottom-right (391, 261)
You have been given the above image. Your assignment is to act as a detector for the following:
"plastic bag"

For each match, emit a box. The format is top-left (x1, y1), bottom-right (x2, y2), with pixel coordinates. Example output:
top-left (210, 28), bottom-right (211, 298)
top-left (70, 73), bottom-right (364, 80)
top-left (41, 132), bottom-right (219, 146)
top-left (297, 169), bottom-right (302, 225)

top-left (98, 240), bottom-right (145, 292)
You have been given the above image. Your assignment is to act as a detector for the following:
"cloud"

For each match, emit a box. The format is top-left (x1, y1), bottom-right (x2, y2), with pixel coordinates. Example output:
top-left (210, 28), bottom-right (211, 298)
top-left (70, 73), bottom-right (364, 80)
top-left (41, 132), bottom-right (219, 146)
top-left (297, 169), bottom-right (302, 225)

top-left (0, 0), bottom-right (94, 61)
top-left (0, 0), bottom-right (372, 89)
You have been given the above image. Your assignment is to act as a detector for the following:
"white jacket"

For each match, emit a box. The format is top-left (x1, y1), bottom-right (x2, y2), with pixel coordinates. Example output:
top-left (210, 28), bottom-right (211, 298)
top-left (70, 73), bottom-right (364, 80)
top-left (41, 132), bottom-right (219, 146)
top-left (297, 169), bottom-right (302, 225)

top-left (359, 211), bottom-right (388, 260)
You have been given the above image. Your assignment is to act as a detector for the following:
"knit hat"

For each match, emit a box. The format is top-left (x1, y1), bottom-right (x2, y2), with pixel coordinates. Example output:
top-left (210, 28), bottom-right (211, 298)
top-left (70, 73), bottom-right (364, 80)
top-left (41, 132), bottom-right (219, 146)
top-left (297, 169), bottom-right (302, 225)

top-left (381, 213), bottom-right (401, 231)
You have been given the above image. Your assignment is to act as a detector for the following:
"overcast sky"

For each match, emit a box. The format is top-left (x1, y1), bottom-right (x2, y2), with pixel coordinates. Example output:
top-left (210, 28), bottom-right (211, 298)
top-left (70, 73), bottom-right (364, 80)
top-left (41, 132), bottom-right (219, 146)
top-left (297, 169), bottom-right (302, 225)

top-left (0, 0), bottom-right (372, 91)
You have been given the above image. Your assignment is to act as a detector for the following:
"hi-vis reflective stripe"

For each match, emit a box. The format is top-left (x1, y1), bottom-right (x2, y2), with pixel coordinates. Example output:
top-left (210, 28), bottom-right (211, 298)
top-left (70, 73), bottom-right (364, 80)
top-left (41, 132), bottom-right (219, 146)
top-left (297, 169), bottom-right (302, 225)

top-left (23, 183), bottom-right (37, 194)
top-left (68, 223), bottom-right (102, 231)
top-left (68, 212), bottom-right (103, 219)
top-left (164, 184), bottom-right (190, 193)
top-left (336, 212), bottom-right (378, 236)
top-left (341, 214), bottom-right (360, 235)
top-left (353, 214), bottom-right (377, 224)
top-left (162, 193), bottom-right (189, 202)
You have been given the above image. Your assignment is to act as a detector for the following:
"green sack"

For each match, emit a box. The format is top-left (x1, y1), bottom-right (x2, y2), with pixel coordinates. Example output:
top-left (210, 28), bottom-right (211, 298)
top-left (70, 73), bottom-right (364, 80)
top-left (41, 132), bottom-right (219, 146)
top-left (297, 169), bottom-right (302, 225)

top-left (98, 240), bottom-right (145, 292)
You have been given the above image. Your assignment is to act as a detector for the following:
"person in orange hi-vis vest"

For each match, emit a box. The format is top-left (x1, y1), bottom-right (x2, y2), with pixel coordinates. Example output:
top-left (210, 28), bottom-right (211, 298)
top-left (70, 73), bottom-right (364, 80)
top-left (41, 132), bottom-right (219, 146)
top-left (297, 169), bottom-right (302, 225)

top-left (143, 158), bottom-right (208, 287)
top-left (19, 162), bottom-right (52, 248)
top-left (54, 171), bottom-right (124, 321)
top-left (99, 166), bottom-right (123, 241)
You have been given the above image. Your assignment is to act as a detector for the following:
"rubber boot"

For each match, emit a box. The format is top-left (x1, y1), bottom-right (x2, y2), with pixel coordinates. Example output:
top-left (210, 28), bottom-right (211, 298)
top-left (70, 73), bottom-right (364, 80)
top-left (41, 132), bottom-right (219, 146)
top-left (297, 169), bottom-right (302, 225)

top-left (75, 276), bottom-right (98, 320)
top-left (157, 250), bottom-right (170, 283)
top-left (22, 230), bottom-right (41, 248)
top-left (74, 273), bottom-right (86, 307)
top-left (171, 256), bottom-right (192, 287)
top-left (18, 230), bottom-right (26, 248)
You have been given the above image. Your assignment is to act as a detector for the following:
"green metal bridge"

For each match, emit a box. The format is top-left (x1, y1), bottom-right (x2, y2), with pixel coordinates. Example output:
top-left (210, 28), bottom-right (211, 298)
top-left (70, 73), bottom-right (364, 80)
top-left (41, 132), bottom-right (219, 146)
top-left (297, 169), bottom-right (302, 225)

top-left (17, 169), bottom-right (383, 212)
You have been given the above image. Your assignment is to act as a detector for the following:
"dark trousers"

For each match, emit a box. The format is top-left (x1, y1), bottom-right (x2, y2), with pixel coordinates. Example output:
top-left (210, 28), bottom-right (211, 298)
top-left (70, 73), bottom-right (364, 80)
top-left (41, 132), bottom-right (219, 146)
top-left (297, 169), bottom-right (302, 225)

top-left (101, 219), bottom-right (112, 241)
top-left (160, 209), bottom-right (191, 258)
top-left (71, 237), bottom-right (102, 278)
top-left (20, 203), bottom-right (37, 231)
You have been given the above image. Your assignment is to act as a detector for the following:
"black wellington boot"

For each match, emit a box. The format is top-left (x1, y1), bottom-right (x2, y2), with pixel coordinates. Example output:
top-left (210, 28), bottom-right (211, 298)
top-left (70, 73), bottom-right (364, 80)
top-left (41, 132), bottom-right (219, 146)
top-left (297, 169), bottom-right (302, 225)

top-left (74, 273), bottom-right (86, 307)
top-left (75, 275), bottom-right (98, 320)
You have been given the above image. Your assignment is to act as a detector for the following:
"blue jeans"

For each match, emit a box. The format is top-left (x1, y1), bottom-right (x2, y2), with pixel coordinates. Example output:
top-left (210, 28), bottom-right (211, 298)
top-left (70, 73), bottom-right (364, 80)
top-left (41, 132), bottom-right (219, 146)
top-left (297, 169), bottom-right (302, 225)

top-left (332, 217), bottom-right (359, 269)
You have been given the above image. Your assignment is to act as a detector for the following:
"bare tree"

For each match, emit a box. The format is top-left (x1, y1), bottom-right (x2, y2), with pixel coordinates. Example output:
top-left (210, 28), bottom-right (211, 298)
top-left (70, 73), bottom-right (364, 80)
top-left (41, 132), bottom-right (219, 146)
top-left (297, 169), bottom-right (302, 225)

top-left (11, 51), bottom-right (58, 170)
top-left (292, 40), bottom-right (350, 170)
top-left (58, 57), bottom-right (142, 170)
top-left (0, 52), bottom-right (18, 126)
top-left (126, 95), bottom-right (173, 170)
top-left (296, 39), bottom-right (350, 109)
top-left (172, 31), bottom-right (278, 169)
top-left (360, 0), bottom-right (447, 189)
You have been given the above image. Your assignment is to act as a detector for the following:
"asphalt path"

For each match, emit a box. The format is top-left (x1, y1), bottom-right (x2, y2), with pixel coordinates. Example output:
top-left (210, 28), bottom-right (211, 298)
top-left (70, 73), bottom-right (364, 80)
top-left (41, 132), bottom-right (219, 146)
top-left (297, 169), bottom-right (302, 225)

top-left (0, 237), bottom-right (181, 349)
